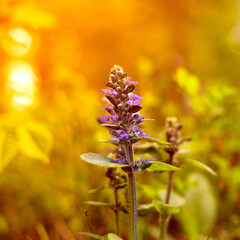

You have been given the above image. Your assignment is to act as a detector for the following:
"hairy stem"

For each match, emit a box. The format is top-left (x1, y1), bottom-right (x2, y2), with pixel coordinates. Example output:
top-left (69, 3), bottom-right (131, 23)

top-left (159, 216), bottom-right (166, 240)
top-left (125, 143), bottom-right (137, 240)
top-left (127, 170), bottom-right (137, 240)
top-left (165, 170), bottom-right (174, 204)
top-left (114, 188), bottom-right (120, 236)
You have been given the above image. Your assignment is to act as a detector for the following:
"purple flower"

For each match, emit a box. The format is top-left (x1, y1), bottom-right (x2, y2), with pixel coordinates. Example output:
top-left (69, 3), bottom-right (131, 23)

top-left (112, 115), bottom-right (117, 121)
top-left (125, 77), bottom-right (138, 85)
top-left (98, 116), bottom-right (111, 123)
top-left (99, 65), bottom-right (152, 164)
top-left (116, 131), bottom-right (129, 140)
top-left (136, 155), bottom-right (152, 164)
top-left (111, 156), bottom-right (127, 164)
top-left (132, 114), bottom-right (145, 123)
top-left (102, 89), bottom-right (118, 96)
top-left (127, 93), bottom-right (143, 107)
top-left (133, 127), bottom-right (152, 138)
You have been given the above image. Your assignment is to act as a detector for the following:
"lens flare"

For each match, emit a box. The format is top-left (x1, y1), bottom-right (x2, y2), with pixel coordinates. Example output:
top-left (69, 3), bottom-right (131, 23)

top-left (6, 61), bottom-right (37, 110)
top-left (2, 28), bottom-right (32, 56)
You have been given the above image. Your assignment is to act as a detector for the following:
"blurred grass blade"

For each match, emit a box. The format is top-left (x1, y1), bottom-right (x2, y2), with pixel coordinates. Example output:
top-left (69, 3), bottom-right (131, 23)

top-left (80, 153), bottom-right (129, 167)
top-left (182, 159), bottom-right (216, 176)
top-left (84, 201), bottom-right (114, 210)
top-left (36, 223), bottom-right (50, 240)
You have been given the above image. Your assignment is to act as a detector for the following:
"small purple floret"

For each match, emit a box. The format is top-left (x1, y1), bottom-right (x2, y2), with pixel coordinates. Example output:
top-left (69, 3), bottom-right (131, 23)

top-left (136, 155), bottom-right (152, 164)
top-left (112, 115), bottom-right (117, 121)
top-left (111, 156), bottom-right (127, 164)
top-left (102, 89), bottom-right (118, 96)
top-left (116, 131), bottom-right (129, 140)
top-left (98, 116), bottom-right (111, 123)
top-left (125, 77), bottom-right (138, 85)
top-left (127, 93), bottom-right (143, 106)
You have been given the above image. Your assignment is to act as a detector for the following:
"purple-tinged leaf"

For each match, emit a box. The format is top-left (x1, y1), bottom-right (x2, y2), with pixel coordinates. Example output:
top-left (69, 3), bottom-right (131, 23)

top-left (125, 84), bottom-right (135, 94)
top-left (128, 105), bottom-right (142, 113)
top-left (101, 124), bottom-right (122, 130)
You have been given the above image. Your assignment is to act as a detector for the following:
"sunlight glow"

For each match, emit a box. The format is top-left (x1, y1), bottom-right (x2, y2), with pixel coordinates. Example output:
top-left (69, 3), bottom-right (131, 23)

top-left (2, 28), bottom-right (32, 56)
top-left (6, 61), bottom-right (37, 110)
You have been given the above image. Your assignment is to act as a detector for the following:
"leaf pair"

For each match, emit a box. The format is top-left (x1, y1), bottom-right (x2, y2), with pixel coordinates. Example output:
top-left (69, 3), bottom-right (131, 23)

top-left (0, 121), bottom-right (53, 173)
top-left (80, 153), bottom-right (181, 174)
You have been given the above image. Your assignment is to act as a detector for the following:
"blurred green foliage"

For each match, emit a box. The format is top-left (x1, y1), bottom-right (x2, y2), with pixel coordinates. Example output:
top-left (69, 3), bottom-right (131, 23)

top-left (0, 0), bottom-right (240, 239)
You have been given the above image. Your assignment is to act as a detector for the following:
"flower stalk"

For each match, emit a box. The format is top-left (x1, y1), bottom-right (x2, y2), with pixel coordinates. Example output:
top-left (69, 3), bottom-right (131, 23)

top-left (159, 118), bottom-right (190, 240)
top-left (99, 65), bottom-right (151, 240)
top-left (127, 168), bottom-right (137, 240)
top-left (114, 188), bottom-right (120, 236)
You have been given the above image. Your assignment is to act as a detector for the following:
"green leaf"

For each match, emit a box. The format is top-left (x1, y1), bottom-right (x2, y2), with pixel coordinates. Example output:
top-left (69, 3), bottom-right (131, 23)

top-left (80, 153), bottom-right (129, 168)
top-left (181, 159), bottom-right (216, 176)
top-left (107, 233), bottom-right (123, 240)
top-left (0, 128), bottom-right (18, 173)
top-left (134, 142), bottom-right (156, 150)
top-left (158, 190), bottom-right (186, 207)
top-left (137, 203), bottom-right (156, 216)
top-left (137, 161), bottom-right (152, 172)
top-left (17, 122), bottom-right (53, 164)
top-left (131, 137), bottom-right (171, 146)
top-left (88, 185), bottom-right (109, 194)
top-left (184, 173), bottom-right (217, 234)
top-left (147, 162), bottom-right (180, 172)
top-left (84, 201), bottom-right (114, 210)
top-left (99, 140), bottom-right (119, 146)
top-left (79, 232), bottom-right (123, 240)
top-left (152, 199), bottom-right (180, 215)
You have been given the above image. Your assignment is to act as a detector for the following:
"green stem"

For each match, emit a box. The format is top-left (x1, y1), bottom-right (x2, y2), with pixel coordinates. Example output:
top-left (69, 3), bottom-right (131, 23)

top-left (160, 152), bottom-right (174, 240)
top-left (165, 170), bottom-right (174, 204)
top-left (127, 170), bottom-right (137, 240)
top-left (114, 188), bottom-right (120, 236)
top-left (125, 143), bottom-right (137, 240)
top-left (159, 216), bottom-right (166, 240)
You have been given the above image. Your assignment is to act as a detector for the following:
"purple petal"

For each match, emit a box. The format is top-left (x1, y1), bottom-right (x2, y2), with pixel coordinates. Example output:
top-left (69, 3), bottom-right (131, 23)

top-left (111, 156), bottom-right (127, 164)
top-left (125, 77), bottom-right (138, 85)
top-left (136, 155), bottom-right (152, 164)
top-left (127, 93), bottom-right (143, 106)
top-left (112, 115), bottom-right (117, 121)
top-left (98, 116), bottom-right (111, 123)
top-left (135, 127), bottom-right (152, 138)
top-left (102, 89), bottom-right (118, 96)
top-left (116, 131), bottom-right (129, 140)
top-left (102, 105), bottom-right (112, 111)
top-left (131, 81), bottom-right (139, 85)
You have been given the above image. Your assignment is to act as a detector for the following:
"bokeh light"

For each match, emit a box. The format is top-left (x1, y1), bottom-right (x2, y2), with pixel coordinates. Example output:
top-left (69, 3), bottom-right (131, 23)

top-left (2, 28), bottom-right (32, 57)
top-left (5, 61), bottom-right (37, 110)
